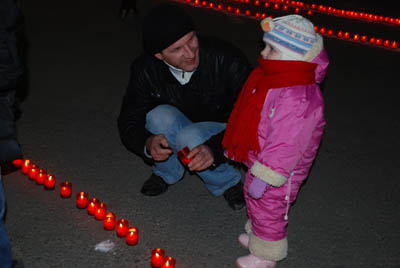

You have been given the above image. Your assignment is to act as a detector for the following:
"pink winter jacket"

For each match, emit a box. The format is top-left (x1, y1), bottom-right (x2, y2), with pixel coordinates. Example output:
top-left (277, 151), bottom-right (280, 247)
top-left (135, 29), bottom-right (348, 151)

top-left (244, 49), bottom-right (329, 242)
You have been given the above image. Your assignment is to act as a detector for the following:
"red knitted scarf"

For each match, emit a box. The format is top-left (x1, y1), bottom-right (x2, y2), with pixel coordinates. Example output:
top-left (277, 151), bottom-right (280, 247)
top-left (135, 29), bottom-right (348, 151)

top-left (222, 58), bottom-right (317, 163)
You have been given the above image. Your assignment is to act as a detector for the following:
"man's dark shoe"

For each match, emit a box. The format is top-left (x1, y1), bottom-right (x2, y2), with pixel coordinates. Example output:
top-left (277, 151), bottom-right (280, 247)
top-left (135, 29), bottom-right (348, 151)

top-left (140, 174), bottom-right (168, 196)
top-left (223, 181), bottom-right (246, 211)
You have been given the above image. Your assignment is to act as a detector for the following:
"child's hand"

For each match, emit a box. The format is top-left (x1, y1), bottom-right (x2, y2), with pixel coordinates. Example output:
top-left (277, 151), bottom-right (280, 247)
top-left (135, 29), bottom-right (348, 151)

top-left (248, 177), bottom-right (270, 199)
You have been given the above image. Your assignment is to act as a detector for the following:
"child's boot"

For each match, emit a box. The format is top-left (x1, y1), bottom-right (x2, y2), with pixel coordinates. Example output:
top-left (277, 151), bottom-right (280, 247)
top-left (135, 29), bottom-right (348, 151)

top-left (238, 233), bottom-right (249, 248)
top-left (236, 254), bottom-right (277, 268)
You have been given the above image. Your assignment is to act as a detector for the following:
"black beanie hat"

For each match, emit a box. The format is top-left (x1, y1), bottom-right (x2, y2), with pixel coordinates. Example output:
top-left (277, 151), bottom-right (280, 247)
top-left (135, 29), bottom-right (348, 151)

top-left (142, 3), bottom-right (195, 55)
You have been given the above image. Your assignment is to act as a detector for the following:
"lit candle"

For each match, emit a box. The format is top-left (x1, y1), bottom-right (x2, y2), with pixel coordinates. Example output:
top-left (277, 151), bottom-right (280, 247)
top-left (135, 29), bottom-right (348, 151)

top-left (151, 248), bottom-right (165, 267)
top-left (60, 181), bottom-right (72, 198)
top-left (116, 219), bottom-right (129, 237)
top-left (94, 202), bottom-right (107, 220)
top-left (12, 159), bottom-right (23, 168)
top-left (177, 146), bottom-right (193, 166)
top-left (28, 165), bottom-right (39, 180)
top-left (35, 169), bottom-right (47, 185)
top-left (103, 212), bottom-right (116, 230)
top-left (126, 227), bottom-right (139, 246)
top-left (21, 159), bottom-right (32, 174)
top-left (44, 174), bottom-right (56, 190)
top-left (161, 257), bottom-right (176, 268)
top-left (87, 198), bottom-right (100, 215)
top-left (76, 192), bottom-right (89, 209)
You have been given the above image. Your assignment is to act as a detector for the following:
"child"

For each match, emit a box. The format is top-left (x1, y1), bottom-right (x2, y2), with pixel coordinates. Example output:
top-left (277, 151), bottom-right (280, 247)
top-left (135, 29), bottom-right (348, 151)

top-left (222, 15), bottom-right (329, 268)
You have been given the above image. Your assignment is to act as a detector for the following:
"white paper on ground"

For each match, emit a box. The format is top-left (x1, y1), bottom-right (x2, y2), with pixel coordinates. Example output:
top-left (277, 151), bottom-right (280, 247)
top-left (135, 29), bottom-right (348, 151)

top-left (94, 240), bottom-right (116, 252)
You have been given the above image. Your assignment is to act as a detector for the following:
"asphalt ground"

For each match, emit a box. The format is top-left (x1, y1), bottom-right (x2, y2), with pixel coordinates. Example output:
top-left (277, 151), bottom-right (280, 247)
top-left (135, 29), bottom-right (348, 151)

top-left (2, 0), bottom-right (400, 267)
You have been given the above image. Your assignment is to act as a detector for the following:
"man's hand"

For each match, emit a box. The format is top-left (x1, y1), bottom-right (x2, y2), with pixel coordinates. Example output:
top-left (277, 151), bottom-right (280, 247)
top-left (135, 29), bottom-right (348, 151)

top-left (186, 144), bottom-right (214, 171)
top-left (145, 134), bottom-right (172, 161)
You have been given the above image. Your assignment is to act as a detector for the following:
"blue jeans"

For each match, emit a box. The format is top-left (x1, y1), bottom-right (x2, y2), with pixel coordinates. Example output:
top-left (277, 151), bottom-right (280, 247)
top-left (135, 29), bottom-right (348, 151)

top-left (0, 169), bottom-right (12, 268)
top-left (145, 105), bottom-right (241, 196)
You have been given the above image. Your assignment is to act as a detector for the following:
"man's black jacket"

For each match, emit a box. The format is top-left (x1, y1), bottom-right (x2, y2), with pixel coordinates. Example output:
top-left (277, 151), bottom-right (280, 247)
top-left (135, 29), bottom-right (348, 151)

top-left (118, 35), bottom-right (252, 166)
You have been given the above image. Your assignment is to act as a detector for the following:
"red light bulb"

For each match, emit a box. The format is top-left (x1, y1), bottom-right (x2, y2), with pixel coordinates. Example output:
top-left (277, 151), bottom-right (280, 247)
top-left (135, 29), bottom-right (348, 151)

top-left (361, 35), bottom-right (367, 42)
top-left (369, 37), bottom-right (376, 44)
top-left (383, 40), bottom-right (390, 47)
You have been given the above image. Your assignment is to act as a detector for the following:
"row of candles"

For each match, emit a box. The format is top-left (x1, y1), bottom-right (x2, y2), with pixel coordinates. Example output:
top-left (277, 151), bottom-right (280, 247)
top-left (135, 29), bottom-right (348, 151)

top-left (12, 159), bottom-right (176, 268)
top-left (175, 0), bottom-right (399, 51)
top-left (215, 0), bottom-right (400, 27)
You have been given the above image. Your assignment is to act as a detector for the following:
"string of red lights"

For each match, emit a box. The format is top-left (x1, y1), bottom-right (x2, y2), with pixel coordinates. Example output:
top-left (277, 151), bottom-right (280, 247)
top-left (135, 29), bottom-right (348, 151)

top-left (174, 0), bottom-right (400, 52)
top-left (225, 0), bottom-right (400, 28)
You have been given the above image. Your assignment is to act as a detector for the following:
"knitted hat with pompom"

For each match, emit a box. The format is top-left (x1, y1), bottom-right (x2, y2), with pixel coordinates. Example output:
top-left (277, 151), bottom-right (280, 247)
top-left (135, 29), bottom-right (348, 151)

top-left (261, 15), bottom-right (323, 62)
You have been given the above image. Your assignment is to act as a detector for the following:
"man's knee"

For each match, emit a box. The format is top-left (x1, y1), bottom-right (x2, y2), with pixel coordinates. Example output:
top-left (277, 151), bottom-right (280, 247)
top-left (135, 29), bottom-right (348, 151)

top-left (145, 105), bottom-right (181, 134)
top-left (176, 125), bottom-right (204, 150)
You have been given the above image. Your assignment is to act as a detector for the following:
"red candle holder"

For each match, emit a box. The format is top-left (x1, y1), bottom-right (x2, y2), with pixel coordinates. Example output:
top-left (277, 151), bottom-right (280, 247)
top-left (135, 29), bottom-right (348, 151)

top-left (21, 160), bottom-right (32, 174)
top-left (12, 159), bottom-right (23, 168)
top-left (126, 227), bottom-right (139, 246)
top-left (116, 219), bottom-right (129, 237)
top-left (76, 192), bottom-right (89, 209)
top-left (177, 146), bottom-right (193, 166)
top-left (87, 198), bottom-right (100, 215)
top-left (35, 170), bottom-right (47, 185)
top-left (60, 181), bottom-right (72, 198)
top-left (28, 165), bottom-right (39, 180)
top-left (103, 212), bottom-right (116, 230)
top-left (151, 248), bottom-right (166, 268)
top-left (162, 257), bottom-right (176, 268)
top-left (94, 202), bottom-right (107, 220)
top-left (44, 175), bottom-right (56, 190)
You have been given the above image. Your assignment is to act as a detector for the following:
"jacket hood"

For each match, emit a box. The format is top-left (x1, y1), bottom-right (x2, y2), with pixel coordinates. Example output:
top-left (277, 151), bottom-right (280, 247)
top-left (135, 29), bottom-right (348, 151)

top-left (311, 48), bottom-right (329, 84)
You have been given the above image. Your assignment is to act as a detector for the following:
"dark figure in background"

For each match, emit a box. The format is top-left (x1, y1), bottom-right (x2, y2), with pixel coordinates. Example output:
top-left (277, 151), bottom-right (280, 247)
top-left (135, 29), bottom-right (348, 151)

top-left (117, 4), bottom-right (252, 210)
top-left (119, 0), bottom-right (138, 20)
top-left (0, 0), bottom-right (25, 267)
